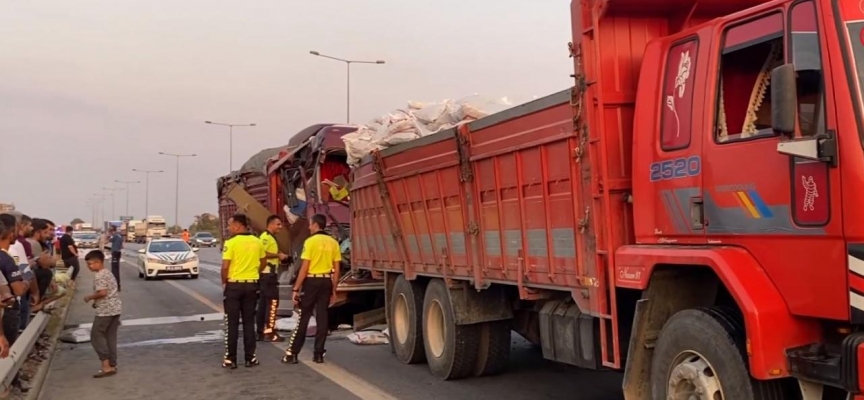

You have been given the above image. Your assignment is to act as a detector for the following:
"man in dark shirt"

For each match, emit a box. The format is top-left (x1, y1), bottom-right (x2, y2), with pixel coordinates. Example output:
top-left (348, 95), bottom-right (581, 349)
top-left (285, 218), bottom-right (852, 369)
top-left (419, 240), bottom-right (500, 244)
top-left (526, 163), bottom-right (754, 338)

top-left (0, 215), bottom-right (30, 390)
top-left (60, 226), bottom-right (80, 282)
top-left (109, 228), bottom-right (123, 291)
top-left (0, 218), bottom-right (16, 358)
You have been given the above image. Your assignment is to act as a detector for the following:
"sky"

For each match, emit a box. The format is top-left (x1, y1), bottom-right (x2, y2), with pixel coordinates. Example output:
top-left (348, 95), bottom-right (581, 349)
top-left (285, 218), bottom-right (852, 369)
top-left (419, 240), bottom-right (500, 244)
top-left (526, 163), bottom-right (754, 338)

top-left (0, 1), bottom-right (573, 228)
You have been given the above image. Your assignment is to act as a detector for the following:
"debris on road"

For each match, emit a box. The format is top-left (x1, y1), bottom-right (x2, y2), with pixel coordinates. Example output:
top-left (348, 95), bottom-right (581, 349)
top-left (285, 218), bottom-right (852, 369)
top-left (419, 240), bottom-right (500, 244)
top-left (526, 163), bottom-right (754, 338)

top-left (337, 324), bottom-right (352, 331)
top-left (347, 328), bottom-right (390, 345)
top-left (274, 315), bottom-right (317, 337)
top-left (59, 328), bottom-right (91, 344)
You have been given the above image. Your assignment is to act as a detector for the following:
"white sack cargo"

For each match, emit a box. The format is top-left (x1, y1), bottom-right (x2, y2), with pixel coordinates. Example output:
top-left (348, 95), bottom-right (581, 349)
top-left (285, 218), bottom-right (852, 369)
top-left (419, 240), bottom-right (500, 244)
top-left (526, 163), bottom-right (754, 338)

top-left (343, 95), bottom-right (511, 166)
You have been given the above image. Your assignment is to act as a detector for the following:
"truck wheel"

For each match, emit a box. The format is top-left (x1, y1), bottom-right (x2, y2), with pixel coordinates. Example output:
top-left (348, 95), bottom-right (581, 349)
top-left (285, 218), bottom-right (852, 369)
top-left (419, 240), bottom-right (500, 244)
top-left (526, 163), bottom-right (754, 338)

top-left (651, 307), bottom-right (785, 400)
top-left (422, 279), bottom-right (479, 380)
top-left (473, 320), bottom-right (511, 377)
top-left (389, 275), bottom-right (426, 364)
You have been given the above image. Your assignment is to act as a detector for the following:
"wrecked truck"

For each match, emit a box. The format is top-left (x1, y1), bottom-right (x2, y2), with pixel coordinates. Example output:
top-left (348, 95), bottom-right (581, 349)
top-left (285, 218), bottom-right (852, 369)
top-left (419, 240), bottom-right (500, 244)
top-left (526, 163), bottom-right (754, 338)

top-left (217, 123), bottom-right (384, 327)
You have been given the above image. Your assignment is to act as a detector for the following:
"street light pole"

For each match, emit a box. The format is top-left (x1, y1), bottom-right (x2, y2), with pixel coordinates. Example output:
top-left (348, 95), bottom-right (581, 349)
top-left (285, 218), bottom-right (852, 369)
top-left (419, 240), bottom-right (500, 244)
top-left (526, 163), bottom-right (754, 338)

top-left (115, 180), bottom-right (140, 217)
top-left (87, 199), bottom-right (99, 227)
top-left (309, 50), bottom-right (386, 123)
top-left (132, 168), bottom-right (164, 218)
top-left (103, 187), bottom-right (124, 221)
top-left (204, 121), bottom-right (256, 172)
top-left (91, 194), bottom-right (106, 227)
top-left (158, 152), bottom-right (196, 230)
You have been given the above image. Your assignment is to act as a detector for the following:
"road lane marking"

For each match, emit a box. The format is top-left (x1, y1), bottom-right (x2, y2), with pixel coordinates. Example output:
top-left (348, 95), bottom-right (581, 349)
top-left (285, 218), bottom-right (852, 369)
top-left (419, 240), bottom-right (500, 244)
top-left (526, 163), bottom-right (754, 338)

top-left (71, 313), bottom-right (224, 329)
top-left (164, 279), bottom-right (225, 312)
top-left (161, 274), bottom-right (398, 400)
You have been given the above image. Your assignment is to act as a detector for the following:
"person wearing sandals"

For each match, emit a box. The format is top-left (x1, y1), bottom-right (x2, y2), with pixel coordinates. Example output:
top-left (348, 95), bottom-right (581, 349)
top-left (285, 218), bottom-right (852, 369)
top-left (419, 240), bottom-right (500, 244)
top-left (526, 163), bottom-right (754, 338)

top-left (83, 250), bottom-right (121, 378)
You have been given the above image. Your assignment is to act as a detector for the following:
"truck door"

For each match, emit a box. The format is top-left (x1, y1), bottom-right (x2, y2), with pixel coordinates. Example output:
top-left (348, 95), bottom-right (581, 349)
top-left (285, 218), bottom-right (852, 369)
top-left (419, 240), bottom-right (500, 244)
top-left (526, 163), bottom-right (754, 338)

top-left (702, 4), bottom-right (847, 320)
top-left (649, 34), bottom-right (707, 244)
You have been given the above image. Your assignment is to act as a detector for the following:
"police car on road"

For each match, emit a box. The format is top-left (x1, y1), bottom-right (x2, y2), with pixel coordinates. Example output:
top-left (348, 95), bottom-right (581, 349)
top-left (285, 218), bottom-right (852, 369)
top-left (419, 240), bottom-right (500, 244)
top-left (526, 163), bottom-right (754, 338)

top-left (137, 238), bottom-right (200, 280)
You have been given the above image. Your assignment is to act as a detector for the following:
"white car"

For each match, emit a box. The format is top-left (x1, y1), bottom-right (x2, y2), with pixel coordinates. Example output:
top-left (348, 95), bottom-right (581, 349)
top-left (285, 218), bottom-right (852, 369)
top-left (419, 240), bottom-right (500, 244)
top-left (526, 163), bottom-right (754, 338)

top-left (137, 238), bottom-right (200, 280)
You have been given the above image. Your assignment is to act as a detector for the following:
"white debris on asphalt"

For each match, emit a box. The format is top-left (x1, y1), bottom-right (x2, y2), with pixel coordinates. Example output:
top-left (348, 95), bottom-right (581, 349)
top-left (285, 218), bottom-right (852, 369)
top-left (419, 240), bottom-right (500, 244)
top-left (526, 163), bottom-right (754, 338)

top-left (337, 324), bottom-right (352, 331)
top-left (274, 315), bottom-right (317, 337)
top-left (59, 328), bottom-right (91, 343)
top-left (347, 330), bottom-right (390, 345)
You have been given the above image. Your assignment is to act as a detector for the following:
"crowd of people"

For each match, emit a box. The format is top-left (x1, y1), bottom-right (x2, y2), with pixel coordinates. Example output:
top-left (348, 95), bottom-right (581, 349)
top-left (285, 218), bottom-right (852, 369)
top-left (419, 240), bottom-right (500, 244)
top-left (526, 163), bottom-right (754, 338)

top-left (0, 212), bottom-right (70, 392)
top-left (0, 209), bottom-right (342, 383)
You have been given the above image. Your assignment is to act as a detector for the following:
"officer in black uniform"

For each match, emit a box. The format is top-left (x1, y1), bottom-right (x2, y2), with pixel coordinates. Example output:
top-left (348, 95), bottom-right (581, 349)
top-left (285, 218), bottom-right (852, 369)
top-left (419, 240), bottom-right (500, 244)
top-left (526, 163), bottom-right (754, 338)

top-left (221, 214), bottom-right (266, 369)
top-left (257, 215), bottom-right (287, 342)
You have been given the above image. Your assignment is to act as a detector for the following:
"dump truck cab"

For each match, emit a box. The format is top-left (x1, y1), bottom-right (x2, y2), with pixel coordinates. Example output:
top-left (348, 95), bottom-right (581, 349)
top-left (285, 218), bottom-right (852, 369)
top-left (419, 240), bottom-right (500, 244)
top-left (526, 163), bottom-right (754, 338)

top-left (589, 0), bottom-right (864, 397)
top-left (347, 0), bottom-right (864, 398)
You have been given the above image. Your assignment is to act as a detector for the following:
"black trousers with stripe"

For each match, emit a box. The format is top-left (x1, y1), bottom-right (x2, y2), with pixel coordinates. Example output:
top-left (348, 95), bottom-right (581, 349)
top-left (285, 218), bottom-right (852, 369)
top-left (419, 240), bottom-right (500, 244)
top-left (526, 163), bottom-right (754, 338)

top-left (256, 272), bottom-right (279, 335)
top-left (223, 282), bottom-right (258, 362)
top-left (286, 277), bottom-right (332, 357)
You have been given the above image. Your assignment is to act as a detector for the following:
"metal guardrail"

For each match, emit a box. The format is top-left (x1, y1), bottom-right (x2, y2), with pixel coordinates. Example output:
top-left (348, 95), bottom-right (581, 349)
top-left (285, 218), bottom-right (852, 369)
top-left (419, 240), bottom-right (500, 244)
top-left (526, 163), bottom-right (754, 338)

top-left (0, 311), bottom-right (49, 391)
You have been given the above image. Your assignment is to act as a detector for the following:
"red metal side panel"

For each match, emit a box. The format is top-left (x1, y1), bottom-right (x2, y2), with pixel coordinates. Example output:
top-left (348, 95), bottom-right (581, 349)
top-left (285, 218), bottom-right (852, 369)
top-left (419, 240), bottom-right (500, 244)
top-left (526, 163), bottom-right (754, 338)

top-left (352, 93), bottom-right (577, 290)
top-left (351, 132), bottom-right (474, 280)
top-left (470, 100), bottom-right (578, 288)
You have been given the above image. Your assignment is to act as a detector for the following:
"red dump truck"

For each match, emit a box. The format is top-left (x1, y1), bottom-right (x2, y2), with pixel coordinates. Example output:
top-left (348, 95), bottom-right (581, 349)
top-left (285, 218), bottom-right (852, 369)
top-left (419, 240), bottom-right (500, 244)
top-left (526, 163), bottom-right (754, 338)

top-left (350, 0), bottom-right (864, 398)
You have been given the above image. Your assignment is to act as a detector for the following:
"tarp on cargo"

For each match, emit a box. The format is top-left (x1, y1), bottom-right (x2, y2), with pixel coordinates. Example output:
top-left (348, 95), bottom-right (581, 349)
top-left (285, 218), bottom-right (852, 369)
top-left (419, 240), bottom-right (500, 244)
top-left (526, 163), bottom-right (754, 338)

top-left (342, 95), bottom-right (512, 166)
top-left (239, 144), bottom-right (293, 176)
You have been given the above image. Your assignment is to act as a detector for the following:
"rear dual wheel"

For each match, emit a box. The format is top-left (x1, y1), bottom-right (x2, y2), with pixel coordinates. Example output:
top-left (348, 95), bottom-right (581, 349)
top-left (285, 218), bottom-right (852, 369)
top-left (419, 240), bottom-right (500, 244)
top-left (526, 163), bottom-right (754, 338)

top-left (390, 276), bottom-right (511, 380)
top-left (389, 275), bottom-right (426, 364)
top-left (422, 279), bottom-right (478, 380)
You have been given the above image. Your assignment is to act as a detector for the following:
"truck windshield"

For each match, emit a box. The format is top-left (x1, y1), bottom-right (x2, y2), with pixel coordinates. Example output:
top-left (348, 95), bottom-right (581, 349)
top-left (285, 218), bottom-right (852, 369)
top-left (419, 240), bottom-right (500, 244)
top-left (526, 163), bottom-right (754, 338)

top-left (150, 223), bottom-right (166, 229)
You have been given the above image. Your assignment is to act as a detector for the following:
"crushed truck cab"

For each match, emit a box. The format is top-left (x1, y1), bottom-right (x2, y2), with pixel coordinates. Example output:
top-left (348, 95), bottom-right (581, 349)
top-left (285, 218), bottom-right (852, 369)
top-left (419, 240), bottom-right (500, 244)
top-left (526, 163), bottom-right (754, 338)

top-left (347, 0), bottom-right (864, 398)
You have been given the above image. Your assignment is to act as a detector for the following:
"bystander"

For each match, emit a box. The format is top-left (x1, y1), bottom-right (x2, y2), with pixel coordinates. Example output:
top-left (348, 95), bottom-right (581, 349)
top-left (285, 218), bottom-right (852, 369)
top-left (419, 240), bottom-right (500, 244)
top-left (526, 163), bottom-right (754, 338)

top-left (0, 214), bottom-right (31, 390)
top-left (29, 219), bottom-right (64, 312)
top-left (109, 227), bottom-right (123, 291)
top-left (60, 226), bottom-right (80, 284)
top-left (83, 250), bottom-right (121, 378)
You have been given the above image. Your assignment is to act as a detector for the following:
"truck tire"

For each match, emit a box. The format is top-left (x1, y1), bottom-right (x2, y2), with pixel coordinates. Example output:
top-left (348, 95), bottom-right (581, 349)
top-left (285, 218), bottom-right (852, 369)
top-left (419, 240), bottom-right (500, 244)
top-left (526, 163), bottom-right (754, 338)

top-left (422, 279), bottom-right (479, 380)
top-left (473, 320), bottom-right (511, 377)
top-left (651, 307), bottom-right (785, 400)
top-left (389, 275), bottom-right (426, 364)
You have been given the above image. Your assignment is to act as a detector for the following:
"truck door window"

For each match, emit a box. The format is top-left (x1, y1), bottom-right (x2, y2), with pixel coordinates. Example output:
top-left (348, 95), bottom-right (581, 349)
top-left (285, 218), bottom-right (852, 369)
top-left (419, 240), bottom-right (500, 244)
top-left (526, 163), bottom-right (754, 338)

top-left (716, 13), bottom-right (784, 143)
top-left (790, 0), bottom-right (826, 138)
top-left (661, 38), bottom-right (699, 151)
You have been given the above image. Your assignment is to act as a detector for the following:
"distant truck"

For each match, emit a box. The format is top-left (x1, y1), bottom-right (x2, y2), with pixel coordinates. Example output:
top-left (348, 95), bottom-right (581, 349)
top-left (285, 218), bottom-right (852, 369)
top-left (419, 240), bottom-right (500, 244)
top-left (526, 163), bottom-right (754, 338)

top-left (134, 221), bottom-right (147, 243)
top-left (135, 216), bottom-right (166, 243)
top-left (126, 220), bottom-right (142, 242)
top-left (146, 216), bottom-right (167, 240)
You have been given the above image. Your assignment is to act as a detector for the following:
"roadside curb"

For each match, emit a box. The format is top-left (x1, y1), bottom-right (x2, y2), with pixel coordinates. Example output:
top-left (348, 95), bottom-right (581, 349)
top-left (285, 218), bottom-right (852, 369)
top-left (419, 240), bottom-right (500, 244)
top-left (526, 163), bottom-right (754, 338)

top-left (26, 286), bottom-right (76, 400)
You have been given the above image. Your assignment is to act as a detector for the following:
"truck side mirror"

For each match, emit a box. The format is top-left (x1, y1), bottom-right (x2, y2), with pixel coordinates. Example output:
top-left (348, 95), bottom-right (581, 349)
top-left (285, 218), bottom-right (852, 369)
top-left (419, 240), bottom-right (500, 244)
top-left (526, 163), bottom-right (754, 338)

top-left (771, 63), bottom-right (798, 135)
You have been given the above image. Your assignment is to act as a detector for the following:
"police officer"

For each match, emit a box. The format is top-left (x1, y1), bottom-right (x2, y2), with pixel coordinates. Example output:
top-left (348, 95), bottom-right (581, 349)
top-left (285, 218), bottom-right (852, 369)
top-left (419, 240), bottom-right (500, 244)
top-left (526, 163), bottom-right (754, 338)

top-left (282, 214), bottom-right (340, 364)
top-left (220, 213), bottom-right (265, 369)
top-left (257, 215), bottom-right (287, 342)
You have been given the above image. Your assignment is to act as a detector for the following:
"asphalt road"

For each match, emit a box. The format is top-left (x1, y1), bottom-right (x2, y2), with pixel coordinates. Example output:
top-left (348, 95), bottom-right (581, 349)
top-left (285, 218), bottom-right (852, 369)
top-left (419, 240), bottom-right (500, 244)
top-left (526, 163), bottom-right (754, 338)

top-left (38, 243), bottom-right (625, 400)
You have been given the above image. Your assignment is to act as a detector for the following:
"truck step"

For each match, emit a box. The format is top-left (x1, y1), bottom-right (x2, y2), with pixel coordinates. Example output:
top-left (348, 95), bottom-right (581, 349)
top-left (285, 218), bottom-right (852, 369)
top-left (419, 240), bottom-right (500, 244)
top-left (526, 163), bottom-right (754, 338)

top-left (786, 334), bottom-right (864, 392)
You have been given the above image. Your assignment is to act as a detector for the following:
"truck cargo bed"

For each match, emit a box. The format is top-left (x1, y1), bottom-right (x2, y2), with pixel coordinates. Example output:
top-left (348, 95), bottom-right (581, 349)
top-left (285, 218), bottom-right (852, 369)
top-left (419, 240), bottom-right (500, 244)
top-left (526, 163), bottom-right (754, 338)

top-left (352, 89), bottom-right (589, 291)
